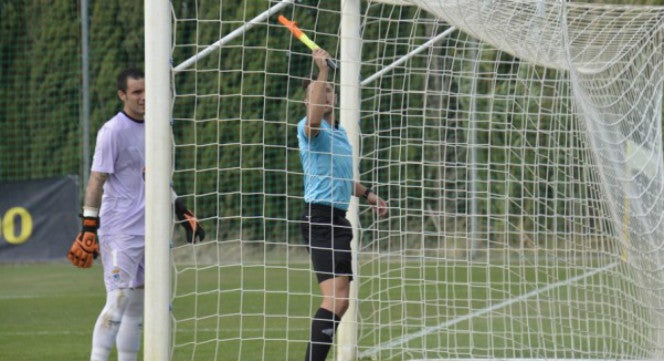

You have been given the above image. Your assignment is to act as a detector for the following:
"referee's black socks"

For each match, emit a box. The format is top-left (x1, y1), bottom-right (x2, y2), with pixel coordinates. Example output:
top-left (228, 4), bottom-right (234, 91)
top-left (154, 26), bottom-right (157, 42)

top-left (305, 308), bottom-right (341, 361)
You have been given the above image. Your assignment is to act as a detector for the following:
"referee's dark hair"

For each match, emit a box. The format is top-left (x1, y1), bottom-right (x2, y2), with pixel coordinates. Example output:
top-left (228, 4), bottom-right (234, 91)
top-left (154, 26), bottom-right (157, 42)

top-left (302, 73), bottom-right (319, 92)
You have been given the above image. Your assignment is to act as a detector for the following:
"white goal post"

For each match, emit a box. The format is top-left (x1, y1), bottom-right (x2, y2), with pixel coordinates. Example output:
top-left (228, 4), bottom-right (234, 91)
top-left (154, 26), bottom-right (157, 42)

top-left (145, 1), bottom-right (664, 360)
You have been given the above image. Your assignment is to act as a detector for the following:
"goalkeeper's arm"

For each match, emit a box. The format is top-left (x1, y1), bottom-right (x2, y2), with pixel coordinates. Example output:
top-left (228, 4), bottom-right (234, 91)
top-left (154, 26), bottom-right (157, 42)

top-left (172, 190), bottom-right (205, 243)
top-left (67, 172), bottom-right (107, 268)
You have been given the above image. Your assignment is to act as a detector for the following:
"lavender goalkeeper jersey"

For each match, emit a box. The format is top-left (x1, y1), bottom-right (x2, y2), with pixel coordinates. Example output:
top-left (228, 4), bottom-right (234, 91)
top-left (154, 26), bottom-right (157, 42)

top-left (91, 111), bottom-right (145, 236)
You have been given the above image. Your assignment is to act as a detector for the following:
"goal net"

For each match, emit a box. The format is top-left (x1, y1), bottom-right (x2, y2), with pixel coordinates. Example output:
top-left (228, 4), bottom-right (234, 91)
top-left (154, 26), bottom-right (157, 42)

top-left (164, 0), bottom-right (664, 360)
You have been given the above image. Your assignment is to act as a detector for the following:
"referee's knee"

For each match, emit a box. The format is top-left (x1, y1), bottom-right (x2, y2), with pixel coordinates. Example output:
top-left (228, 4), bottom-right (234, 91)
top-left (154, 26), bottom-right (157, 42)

top-left (336, 300), bottom-right (349, 316)
top-left (321, 298), bottom-right (349, 316)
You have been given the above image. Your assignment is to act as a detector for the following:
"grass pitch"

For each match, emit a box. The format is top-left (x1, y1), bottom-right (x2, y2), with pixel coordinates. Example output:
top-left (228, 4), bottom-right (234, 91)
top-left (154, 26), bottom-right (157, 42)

top-left (0, 256), bottom-right (633, 361)
top-left (0, 261), bottom-right (106, 361)
top-left (0, 259), bottom-right (319, 361)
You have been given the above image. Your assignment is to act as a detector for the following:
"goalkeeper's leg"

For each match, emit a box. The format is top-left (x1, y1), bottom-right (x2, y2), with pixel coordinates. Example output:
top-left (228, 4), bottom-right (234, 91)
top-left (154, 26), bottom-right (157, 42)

top-left (90, 288), bottom-right (130, 361)
top-left (91, 236), bottom-right (145, 361)
top-left (116, 288), bottom-right (144, 361)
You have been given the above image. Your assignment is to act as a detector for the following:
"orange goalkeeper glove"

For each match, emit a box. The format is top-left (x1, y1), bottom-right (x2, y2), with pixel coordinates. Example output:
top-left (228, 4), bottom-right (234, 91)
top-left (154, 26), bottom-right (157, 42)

top-left (67, 216), bottom-right (100, 268)
top-left (175, 197), bottom-right (205, 243)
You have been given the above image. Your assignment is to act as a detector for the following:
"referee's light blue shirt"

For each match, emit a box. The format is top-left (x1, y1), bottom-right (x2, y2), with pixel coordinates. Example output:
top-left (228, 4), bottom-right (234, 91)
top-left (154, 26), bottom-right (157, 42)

top-left (297, 117), bottom-right (354, 210)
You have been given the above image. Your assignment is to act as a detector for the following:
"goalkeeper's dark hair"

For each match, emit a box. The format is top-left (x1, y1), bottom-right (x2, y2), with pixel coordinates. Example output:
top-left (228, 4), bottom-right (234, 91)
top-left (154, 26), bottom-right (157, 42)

top-left (117, 67), bottom-right (145, 92)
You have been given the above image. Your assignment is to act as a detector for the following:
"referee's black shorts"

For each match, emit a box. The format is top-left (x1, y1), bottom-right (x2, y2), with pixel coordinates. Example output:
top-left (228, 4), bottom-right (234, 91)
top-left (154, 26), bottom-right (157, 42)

top-left (300, 203), bottom-right (354, 283)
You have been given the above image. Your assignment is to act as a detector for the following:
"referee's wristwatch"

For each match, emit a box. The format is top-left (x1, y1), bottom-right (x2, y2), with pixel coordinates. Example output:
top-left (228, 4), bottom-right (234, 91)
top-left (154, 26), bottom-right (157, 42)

top-left (362, 188), bottom-right (374, 199)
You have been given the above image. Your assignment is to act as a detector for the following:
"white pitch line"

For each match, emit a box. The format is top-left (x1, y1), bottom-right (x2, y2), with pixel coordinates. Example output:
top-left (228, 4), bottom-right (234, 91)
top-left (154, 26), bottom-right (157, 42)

top-left (359, 262), bottom-right (620, 359)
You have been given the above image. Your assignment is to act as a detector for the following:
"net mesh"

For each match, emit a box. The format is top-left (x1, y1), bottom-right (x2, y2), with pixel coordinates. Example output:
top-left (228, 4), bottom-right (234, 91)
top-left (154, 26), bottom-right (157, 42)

top-left (169, 1), bottom-right (664, 360)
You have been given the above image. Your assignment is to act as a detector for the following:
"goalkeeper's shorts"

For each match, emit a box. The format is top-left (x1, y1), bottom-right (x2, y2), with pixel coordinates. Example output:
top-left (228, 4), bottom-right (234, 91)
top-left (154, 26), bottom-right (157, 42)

top-left (99, 235), bottom-right (145, 292)
top-left (300, 203), bottom-right (353, 283)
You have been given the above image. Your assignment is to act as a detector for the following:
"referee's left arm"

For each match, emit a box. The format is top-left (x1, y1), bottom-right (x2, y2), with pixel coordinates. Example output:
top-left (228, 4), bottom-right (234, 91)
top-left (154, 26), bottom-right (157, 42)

top-left (354, 182), bottom-right (388, 217)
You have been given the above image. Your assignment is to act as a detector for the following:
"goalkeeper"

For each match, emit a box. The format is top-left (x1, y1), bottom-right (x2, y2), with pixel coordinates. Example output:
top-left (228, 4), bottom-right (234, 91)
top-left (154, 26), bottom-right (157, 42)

top-left (297, 49), bottom-right (388, 361)
top-left (66, 67), bottom-right (204, 361)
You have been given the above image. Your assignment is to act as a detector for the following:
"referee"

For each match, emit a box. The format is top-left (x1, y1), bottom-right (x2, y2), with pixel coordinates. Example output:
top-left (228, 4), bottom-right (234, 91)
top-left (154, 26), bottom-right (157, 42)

top-left (297, 48), bottom-right (388, 361)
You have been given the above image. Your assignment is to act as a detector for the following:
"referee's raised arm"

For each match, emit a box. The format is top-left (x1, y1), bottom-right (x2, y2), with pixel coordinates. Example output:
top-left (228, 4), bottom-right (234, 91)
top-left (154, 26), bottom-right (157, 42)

top-left (304, 48), bottom-right (334, 138)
